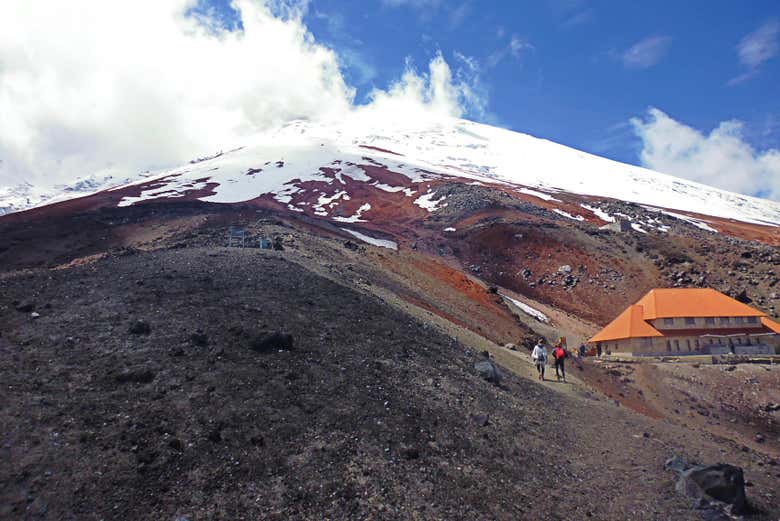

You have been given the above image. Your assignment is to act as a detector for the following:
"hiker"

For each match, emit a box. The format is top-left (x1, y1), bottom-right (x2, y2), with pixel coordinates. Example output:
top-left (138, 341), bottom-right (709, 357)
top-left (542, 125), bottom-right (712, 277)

top-left (579, 344), bottom-right (586, 357)
top-left (552, 343), bottom-right (567, 382)
top-left (596, 344), bottom-right (602, 357)
top-left (531, 339), bottom-right (548, 381)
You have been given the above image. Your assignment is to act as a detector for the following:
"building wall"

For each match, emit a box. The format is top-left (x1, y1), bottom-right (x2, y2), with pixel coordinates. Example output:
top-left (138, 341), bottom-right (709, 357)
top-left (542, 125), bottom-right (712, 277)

top-left (597, 333), bottom-right (779, 356)
top-left (649, 316), bottom-right (762, 330)
top-left (765, 334), bottom-right (780, 354)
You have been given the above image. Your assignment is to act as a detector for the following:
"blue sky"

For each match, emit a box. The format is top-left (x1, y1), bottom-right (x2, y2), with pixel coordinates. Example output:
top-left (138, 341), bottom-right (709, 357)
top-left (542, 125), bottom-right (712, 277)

top-left (201, 0), bottom-right (780, 167)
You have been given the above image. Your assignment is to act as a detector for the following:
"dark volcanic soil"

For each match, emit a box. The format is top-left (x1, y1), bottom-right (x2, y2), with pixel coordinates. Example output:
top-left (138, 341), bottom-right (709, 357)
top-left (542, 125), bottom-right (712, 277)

top-left (2, 248), bottom-right (778, 520)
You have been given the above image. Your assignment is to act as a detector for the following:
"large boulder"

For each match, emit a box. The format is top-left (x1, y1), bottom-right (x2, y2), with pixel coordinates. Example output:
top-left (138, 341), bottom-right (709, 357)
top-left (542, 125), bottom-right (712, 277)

top-left (667, 456), bottom-right (749, 517)
top-left (474, 360), bottom-right (502, 384)
top-left (679, 464), bottom-right (747, 514)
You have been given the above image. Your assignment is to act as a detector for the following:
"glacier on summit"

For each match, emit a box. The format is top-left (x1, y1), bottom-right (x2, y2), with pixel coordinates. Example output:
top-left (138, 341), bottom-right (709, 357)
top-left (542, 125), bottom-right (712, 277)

top-left (3, 117), bottom-right (780, 227)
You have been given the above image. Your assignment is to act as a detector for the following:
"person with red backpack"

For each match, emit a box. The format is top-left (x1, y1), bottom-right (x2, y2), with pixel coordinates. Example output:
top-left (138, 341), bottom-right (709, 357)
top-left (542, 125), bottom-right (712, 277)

top-left (552, 343), bottom-right (567, 382)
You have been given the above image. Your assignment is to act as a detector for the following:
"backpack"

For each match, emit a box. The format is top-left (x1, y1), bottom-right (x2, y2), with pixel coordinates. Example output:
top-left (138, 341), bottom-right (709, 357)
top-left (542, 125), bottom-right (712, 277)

top-left (554, 347), bottom-right (566, 360)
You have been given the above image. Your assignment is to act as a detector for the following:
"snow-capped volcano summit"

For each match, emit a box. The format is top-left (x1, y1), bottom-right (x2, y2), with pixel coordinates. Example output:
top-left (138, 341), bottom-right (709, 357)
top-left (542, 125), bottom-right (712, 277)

top-left (3, 117), bottom-right (780, 231)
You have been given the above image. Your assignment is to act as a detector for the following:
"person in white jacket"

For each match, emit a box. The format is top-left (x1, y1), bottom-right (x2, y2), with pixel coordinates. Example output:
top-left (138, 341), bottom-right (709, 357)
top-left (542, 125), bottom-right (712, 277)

top-left (531, 339), bottom-right (548, 381)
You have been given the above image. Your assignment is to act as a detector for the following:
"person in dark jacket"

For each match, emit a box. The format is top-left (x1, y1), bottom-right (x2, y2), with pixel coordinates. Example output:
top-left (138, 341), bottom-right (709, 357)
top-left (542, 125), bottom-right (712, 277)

top-left (552, 344), bottom-right (567, 382)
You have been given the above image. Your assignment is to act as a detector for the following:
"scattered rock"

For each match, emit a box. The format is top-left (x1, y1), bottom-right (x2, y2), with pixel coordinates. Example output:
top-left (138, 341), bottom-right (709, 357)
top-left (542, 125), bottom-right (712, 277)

top-left (30, 312), bottom-right (40, 319)
top-left (128, 320), bottom-right (151, 335)
top-left (400, 446), bottom-right (420, 460)
top-left (115, 368), bottom-right (156, 384)
top-left (15, 301), bottom-right (34, 313)
top-left (207, 423), bottom-right (224, 443)
top-left (249, 331), bottom-right (294, 353)
top-left (471, 413), bottom-right (490, 427)
top-left (558, 265), bottom-right (573, 274)
top-left (755, 434), bottom-right (765, 443)
top-left (343, 240), bottom-right (359, 251)
top-left (189, 330), bottom-right (209, 347)
top-left (136, 449), bottom-right (157, 465)
top-left (734, 289), bottom-right (752, 304)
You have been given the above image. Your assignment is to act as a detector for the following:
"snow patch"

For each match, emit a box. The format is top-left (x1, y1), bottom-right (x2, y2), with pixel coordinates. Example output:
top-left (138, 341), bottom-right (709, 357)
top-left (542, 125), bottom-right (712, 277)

top-left (552, 209), bottom-right (585, 221)
top-left (443, 227), bottom-right (456, 232)
top-left (517, 187), bottom-right (561, 202)
top-left (118, 178), bottom-right (210, 207)
top-left (312, 190), bottom-right (350, 216)
top-left (580, 203), bottom-right (615, 223)
top-left (501, 294), bottom-right (550, 323)
top-left (332, 203), bottom-right (371, 223)
top-left (341, 228), bottom-right (397, 250)
top-left (373, 182), bottom-right (416, 196)
top-left (414, 191), bottom-right (447, 212)
top-left (631, 223), bottom-right (648, 234)
top-left (661, 211), bottom-right (718, 233)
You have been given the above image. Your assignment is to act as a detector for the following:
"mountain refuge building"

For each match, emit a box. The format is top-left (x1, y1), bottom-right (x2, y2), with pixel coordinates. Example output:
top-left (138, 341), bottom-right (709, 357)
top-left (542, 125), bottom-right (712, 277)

top-left (589, 288), bottom-right (780, 356)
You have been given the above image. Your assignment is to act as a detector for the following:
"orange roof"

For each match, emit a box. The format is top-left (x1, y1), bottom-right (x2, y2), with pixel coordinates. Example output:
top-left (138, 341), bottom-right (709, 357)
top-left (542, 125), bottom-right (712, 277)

top-left (589, 304), bottom-right (663, 343)
top-left (636, 288), bottom-right (765, 319)
top-left (589, 288), bottom-right (776, 343)
top-left (762, 317), bottom-right (780, 334)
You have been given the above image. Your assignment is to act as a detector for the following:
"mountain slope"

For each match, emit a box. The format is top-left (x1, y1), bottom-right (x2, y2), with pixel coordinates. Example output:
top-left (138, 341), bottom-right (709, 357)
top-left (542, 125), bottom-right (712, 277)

top-left (4, 117), bottom-right (780, 231)
top-left (4, 246), bottom-right (778, 520)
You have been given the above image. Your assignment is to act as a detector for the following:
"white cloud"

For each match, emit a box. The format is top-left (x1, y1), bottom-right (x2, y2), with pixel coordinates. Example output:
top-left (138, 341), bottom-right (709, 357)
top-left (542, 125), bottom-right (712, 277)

top-left (560, 8), bottom-right (595, 29)
top-left (737, 19), bottom-right (779, 68)
top-left (510, 36), bottom-right (534, 58)
top-left (631, 108), bottom-right (780, 201)
top-left (487, 35), bottom-right (534, 67)
top-left (0, 0), bottom-right (485, 189)
top-left (381, 0), bottom-right (443, 9)
top-left (448, 2), bottom-right (470, 29)
top-left (356, 52), bottom-right (485, 126)
top-left (621, 36), bottom-right (672, 69)
top-left (728, 19), bottom-right (778, 85)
